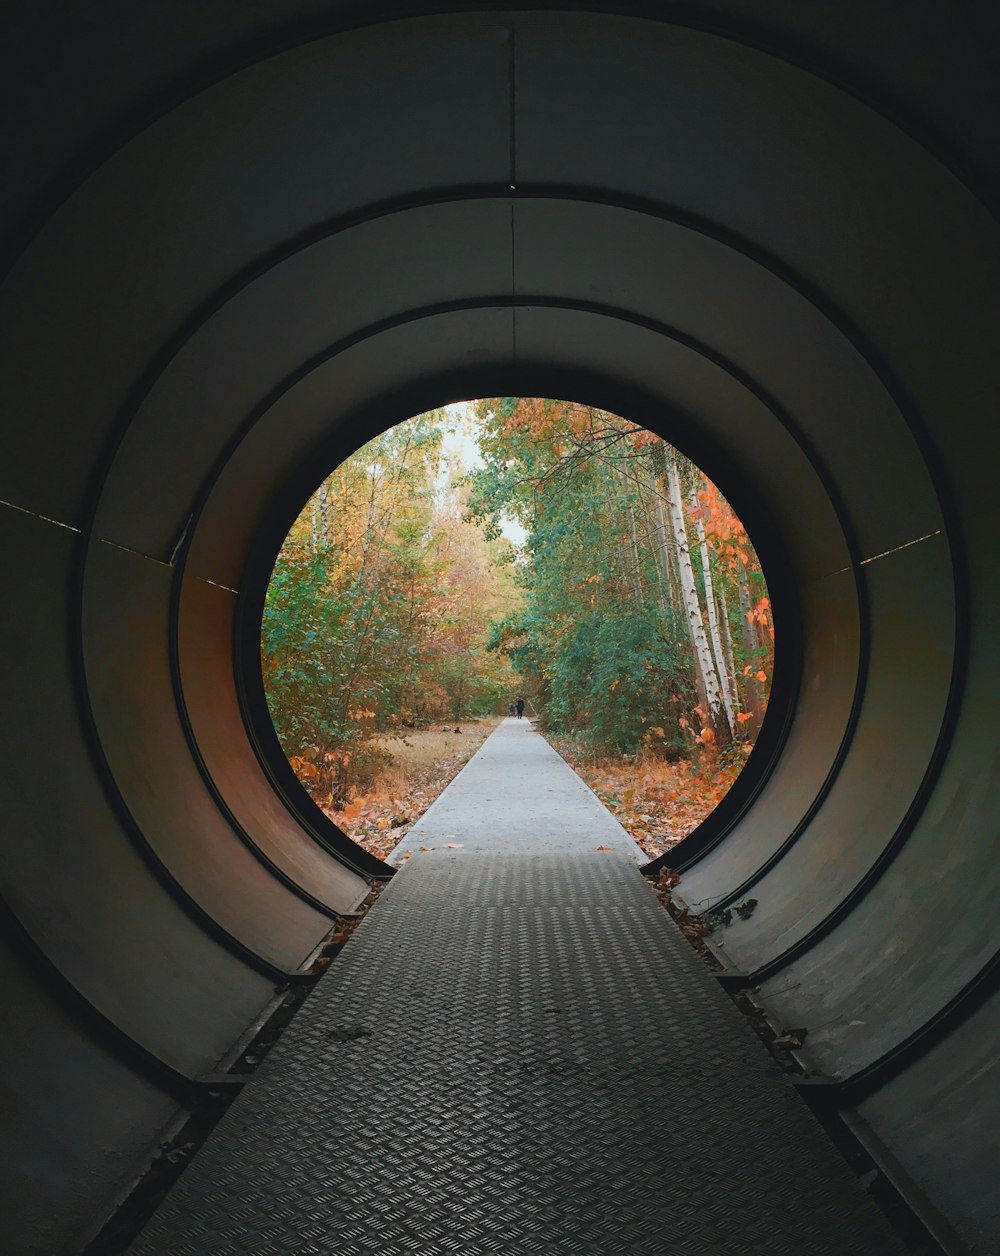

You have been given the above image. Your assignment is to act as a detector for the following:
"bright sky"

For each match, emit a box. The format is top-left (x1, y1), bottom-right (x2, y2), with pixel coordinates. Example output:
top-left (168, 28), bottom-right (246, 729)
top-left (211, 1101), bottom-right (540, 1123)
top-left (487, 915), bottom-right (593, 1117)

top-left (438, 401), bottom-right (527, 547)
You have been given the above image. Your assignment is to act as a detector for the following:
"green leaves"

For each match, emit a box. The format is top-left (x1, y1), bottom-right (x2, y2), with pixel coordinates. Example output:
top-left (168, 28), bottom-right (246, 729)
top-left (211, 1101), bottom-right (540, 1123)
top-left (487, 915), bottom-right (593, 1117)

top-left (261, 409), bottom-right (521, 802)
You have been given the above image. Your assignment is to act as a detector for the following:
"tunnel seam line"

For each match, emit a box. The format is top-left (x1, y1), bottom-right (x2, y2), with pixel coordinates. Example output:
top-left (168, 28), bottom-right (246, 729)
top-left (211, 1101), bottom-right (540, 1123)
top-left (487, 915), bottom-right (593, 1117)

top-left (0, 496), bottom-right (81, 532)
top-left (193, 575), bottom-right (238, 594)
top-left (2, 1), bottom-right (998, 294)
top-left (827, 529), bottom-right (943, 576)
top-left (96, 536), bottom-right (174, 567)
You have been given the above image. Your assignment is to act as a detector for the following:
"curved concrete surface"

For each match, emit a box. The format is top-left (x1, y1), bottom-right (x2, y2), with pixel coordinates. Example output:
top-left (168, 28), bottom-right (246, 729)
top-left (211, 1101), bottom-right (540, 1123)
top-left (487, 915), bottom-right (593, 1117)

top-left (0, 6), bottom-right (996, 1253)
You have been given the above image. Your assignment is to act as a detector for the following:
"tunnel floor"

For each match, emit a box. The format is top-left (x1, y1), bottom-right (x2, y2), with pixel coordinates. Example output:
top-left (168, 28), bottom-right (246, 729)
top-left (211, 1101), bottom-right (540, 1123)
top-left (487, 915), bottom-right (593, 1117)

top-left (129, 721), bottom-right (906, 1254)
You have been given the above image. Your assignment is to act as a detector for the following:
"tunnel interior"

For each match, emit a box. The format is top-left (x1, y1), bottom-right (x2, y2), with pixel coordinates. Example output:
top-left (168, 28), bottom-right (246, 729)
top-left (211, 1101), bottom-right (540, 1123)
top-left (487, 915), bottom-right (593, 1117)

top-left (2, 5), bottom-right (998, 1253)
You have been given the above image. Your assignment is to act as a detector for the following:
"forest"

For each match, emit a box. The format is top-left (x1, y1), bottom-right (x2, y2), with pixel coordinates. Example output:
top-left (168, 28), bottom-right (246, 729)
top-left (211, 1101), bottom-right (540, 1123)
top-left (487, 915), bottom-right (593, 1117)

top-left (261, 398), bottom-right (773, 835)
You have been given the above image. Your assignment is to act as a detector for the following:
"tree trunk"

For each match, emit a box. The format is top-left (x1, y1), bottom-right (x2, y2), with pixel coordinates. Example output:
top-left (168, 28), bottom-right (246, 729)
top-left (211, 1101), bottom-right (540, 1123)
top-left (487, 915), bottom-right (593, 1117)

top-left (318, 480), bottom-right (330, 548)
top-left (689, 481), bottom-right (735, 734)
top-left (665, 454), bottom-right (728, 740)
top-left (624, 494), bottom-right (645, 604)
top-left (646, 460), bottom-right (674, 610)
top-left (737, 568), bottom-right (765, 731)
top-left (718, 582), bottom-right (737, 691)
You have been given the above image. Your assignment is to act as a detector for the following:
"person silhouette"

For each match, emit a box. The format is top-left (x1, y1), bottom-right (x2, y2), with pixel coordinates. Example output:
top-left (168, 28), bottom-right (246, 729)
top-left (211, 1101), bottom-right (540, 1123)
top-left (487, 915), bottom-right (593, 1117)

top-left (515, 697), bottom-right (525, 719)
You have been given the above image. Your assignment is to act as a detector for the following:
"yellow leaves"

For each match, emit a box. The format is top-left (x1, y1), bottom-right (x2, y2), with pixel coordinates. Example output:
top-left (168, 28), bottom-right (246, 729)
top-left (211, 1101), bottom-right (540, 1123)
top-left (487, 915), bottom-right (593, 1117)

top-left (289, 756), bottom-right (318, 778)
top-left (699, 727), bottom-right (715, 744)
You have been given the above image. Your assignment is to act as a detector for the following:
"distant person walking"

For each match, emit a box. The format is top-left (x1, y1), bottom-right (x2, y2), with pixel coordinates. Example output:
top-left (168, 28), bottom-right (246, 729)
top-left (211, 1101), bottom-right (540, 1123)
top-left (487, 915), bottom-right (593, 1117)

top-left (515, 697), bottom-right (525, 719)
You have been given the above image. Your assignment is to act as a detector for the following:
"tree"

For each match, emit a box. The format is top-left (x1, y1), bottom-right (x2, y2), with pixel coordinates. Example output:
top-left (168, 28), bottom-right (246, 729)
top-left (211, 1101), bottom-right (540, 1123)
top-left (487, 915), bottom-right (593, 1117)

top-left (262, 411), bottom-right (520, 804)
top-left (468, 398), bottom-right (772, 756)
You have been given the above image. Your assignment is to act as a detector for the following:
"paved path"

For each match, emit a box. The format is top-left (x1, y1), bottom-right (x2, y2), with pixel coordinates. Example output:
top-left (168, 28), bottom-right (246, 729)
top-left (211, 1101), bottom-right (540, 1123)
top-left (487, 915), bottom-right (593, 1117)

top-left (131, 719), bottom-right (906, 1255)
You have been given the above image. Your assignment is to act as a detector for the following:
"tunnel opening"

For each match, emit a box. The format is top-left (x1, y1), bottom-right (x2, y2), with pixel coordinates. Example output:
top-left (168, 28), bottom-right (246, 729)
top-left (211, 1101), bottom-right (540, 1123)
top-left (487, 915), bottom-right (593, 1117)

top-left (255, 396), bottom-right (779, 867)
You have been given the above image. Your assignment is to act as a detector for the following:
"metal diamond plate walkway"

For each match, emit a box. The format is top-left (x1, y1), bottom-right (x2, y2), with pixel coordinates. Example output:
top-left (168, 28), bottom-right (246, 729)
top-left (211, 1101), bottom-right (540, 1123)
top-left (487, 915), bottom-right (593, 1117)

top-left (130, 719), bottom-right (906, 1255)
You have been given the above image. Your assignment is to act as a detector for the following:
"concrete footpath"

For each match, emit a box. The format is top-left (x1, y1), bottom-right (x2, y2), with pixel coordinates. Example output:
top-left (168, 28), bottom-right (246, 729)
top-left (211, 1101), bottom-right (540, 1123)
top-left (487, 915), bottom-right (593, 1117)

top-left (131, 719), bottom-right (906, 1255)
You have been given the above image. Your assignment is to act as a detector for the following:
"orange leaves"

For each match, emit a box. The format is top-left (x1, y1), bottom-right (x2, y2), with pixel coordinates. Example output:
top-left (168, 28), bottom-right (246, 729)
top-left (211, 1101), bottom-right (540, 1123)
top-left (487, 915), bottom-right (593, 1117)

top-left (629, 428), bottom-right (661, 451)
top-left (698, 727), bottom-right (715, 744)
top-left (554, 739), bottom-right (744, 861)
top-left (756, 670), bottom-right (767, 684)
top-left (736, 711), bottom-right (753, 724)
top-left (691, 477), bottom-right (752, 576)
top-left (747, 596), bottom-right (772, 640)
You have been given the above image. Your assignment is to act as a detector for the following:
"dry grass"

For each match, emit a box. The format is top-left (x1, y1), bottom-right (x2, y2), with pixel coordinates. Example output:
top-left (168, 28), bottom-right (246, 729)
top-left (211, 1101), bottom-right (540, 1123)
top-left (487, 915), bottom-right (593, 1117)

top-left (375, 722), bottom-right (501, 777)
top-left (323, 719), bottom-right (740, 864)
top-left (321, 717), bottom-right (502, 860)
top-left (550, 737), bottom-right (741, 859)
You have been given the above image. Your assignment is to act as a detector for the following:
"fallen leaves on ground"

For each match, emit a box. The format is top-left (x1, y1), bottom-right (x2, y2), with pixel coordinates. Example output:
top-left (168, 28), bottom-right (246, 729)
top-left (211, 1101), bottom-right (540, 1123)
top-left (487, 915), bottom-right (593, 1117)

top-left (320, 719), bottom-right (500, 860)
top-left (552, 739), bottom-right (741, 859)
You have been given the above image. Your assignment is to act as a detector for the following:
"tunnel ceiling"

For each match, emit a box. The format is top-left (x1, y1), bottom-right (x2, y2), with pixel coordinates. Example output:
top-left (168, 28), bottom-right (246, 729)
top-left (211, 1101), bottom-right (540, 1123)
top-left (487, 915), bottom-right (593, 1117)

top-left (1, 6), bottom-right (998, 1255)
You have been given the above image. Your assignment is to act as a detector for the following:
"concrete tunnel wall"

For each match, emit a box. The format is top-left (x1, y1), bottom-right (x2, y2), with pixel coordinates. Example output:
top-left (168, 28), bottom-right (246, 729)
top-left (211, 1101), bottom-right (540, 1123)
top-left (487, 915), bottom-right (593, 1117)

top-left (1, 5), bottom-right (997, 1252)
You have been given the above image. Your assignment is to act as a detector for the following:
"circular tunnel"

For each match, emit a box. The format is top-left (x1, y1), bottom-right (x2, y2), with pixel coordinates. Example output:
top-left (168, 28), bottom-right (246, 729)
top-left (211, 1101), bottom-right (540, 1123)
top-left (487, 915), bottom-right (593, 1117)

top-left (1, 6), bottom-right (997, 1253)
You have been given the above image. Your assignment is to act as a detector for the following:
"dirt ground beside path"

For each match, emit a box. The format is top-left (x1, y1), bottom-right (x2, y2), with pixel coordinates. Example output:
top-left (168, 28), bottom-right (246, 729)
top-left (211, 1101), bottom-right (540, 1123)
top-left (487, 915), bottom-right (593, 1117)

top-left (550, 736), bottom-right (742, 860)
top-left (321, 717), bottom-right (737, 864)
top-left (321, 717), bottom-right (503, 860)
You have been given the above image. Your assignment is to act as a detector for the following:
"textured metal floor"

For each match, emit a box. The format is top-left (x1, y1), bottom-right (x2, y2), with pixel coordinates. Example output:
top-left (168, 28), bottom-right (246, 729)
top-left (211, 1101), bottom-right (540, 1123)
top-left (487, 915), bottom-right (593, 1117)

top-left (130, 720), bottom-right (907, 1254)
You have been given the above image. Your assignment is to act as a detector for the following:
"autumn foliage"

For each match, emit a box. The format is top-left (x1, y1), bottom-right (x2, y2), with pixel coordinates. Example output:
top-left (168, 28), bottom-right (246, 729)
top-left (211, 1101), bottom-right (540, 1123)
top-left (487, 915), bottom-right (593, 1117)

top-left (262, 399), bottom-right (773, 842)
top-left (261, 413), bottom-right (519, 807)
top-left (469, 398), bottom-right (773, 759)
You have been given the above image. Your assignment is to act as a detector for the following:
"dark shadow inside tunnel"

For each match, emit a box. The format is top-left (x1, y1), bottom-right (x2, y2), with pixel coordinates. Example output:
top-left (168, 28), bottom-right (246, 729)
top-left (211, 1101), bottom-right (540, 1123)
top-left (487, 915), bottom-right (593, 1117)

top-left (2, 6), bottom-right (997, 1253)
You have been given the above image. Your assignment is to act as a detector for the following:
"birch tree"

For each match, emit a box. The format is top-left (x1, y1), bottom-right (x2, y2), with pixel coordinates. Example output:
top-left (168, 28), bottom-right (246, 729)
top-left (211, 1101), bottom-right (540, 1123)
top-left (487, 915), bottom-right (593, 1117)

top-left (689, 480), bottom-right (735, 734)
top-left (665, 453), bottom-right (729, 742)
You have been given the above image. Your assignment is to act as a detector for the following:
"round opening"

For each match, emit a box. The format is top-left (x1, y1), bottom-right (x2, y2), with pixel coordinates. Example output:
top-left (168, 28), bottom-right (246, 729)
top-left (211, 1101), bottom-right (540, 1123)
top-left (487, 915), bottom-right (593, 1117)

top-left (257, 398), bottom-right (777, 864)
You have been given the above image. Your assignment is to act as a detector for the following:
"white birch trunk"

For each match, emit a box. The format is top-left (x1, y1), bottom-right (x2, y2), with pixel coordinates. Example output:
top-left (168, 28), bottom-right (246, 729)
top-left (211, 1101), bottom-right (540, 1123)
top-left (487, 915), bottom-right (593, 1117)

top-left (665, 456), bottom-right (726, 735)
top-left (689, 482), bottom-right (735, 733)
